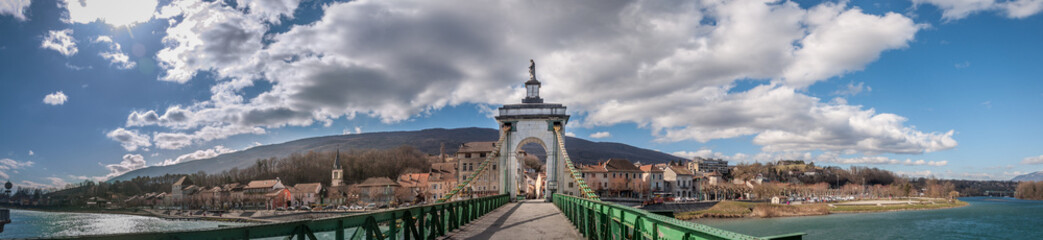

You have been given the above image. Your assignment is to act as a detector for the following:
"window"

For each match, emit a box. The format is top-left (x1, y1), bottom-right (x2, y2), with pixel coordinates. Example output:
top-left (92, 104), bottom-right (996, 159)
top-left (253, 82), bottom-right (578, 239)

top-left (480, 153), bottom-right (487, 158)
top-left (569, 182), bottom-right (574, 188)
top-left (603, 173), bottom-right (607, 178)
top-left (465, 153), bottom-right (472, 158)
top-left (493, 164), bottom-right (497, 170)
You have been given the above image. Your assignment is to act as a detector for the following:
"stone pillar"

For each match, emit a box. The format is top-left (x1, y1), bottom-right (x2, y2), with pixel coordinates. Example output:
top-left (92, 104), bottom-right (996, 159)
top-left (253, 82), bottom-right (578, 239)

top-left (546, 128), bottom-right (558, 201)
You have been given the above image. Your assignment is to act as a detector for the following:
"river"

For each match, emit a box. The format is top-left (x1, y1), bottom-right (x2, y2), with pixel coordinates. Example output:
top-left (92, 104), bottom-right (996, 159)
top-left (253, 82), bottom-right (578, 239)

top-left (1, 209), bottom-right (251, 238)
top-left (691, 197), bottom-right (1043, 239)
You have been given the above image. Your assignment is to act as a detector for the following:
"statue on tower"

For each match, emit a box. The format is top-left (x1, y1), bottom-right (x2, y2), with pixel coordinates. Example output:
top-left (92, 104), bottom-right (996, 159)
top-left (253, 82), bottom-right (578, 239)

top-left (528, 59), bottom-right (536, 81)
top-left (523, 59), bottom-right (542, 103)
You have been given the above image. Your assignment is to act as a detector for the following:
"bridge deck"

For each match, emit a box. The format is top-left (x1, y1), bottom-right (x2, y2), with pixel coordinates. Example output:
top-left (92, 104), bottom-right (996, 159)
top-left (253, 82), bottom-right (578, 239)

top-left (440, 199), bottom-right (582, 240)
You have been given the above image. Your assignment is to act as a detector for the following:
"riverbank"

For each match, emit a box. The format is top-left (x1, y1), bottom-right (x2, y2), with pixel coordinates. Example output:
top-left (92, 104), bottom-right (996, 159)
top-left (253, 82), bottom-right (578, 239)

top-left (0, 204), bottom-right (271, 223)
top-left (675, 198), bottom-right (968, 220)
top-left (830, 199), bottom-right (969, 213)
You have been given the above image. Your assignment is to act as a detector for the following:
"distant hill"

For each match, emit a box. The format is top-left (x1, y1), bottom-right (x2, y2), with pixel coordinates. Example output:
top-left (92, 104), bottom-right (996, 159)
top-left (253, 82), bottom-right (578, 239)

top-left (110, 127), bottom-right (686, 182)
top-left (1012, 171), bottom-right (1043, 182)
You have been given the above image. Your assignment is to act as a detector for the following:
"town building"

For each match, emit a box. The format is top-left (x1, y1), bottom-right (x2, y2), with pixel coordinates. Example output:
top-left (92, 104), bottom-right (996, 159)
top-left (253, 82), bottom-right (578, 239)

top-left (170, 176), bottom-right (194, 208)
top-left (357, 177), bottom-right (399, 207)
top-left (428, 160), bottom-right (458, 202)
top-left (456, 141), bottom-right (500, 196)
top-left (580, 159), bottom-right (644, 198)
top-left (242, 178), bottom-right (288, 209)
top-left (291, 183), bottom-right (322, 207)
top-left (664, 166), bottom-right (697, 199)
top-left (397, 173), bottom-right (430, 204)
top-left (638, 164), bottom-right (665, 198)
top-left (687, 157), bottom-right (730, 175)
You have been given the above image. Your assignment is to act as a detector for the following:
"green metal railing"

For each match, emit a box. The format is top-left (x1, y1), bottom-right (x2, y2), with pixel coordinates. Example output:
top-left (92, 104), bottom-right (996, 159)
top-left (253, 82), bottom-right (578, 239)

top-left (553, 194), bottom-right (804, 240)
top-left (60, 194), bottom-right (510, 240)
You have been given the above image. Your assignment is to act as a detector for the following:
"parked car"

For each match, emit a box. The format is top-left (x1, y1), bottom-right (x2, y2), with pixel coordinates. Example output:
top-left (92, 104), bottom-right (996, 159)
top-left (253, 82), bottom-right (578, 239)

top-left (338, 205), bottom-right (350, 210)
top-left (300, 206), bottom-right (311, 211)
top-left (365, 203), bottom-right (377, 209)
top-left (276, 207), bottom-right (286, 211)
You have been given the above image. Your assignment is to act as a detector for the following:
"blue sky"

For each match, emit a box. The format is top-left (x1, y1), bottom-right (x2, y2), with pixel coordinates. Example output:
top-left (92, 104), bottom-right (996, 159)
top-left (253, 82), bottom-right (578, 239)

top-left (1, 0), bottom-right (1041, 189)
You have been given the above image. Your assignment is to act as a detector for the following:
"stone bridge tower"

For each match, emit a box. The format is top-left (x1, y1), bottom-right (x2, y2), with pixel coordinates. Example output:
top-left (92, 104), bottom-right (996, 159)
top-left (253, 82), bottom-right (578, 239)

top-left (496, 60), bottom-right (573, 201)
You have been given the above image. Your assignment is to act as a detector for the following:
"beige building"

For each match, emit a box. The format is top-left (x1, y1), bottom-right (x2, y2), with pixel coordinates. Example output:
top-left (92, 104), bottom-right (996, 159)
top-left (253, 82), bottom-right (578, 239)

top-left (639, 164), bottom-right (665, 197)
top-left (397, 173), bottom-right (430, 204)
top-left (687, 157), bottom-right (730, 175)
top-left (290, 183), bottom-right (322, 207)
top-left (580, 159), bottom-right (644, 198)
top-left (428, 161), bottom-right (458, 202)
top-left (664, 166), bottom-right (697, 199)
top-left (456, 141), bottom-right (500, 197)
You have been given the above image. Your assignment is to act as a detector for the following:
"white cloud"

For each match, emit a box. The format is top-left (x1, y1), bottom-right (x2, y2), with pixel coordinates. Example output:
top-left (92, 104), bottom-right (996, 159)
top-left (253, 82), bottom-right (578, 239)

top-left (1001, 0), bottom-right (1043, 18)
top-left (64, 0), bottom-right (158, 27)
top-left (43, 91), bottom-right (68, 105)
top-left (154, 0), bottom-right (271, 83)
top-left (565, 132), bottom-right (576, 137)
top-left (235, 0), bottom-right (300, 24)
top-left (152, 125), bottom-right (264, 150)
top-left (833, 82), bottom-right (871, 96)
top-left (672, 149), bottom-right (716, 159)
top-left (342, 126), bottom-right (362, 135)
top-left (0, 158), bottom-right (35, 179)
top-left (93, 36), bottom-right (135, 69)
top-left (913, 0), bottom-right (1043, 20)
top-left (0, 0), bottom-right (31, 21)
top-left (1022, 155), bottom-right (1043, 164)
top-left (782, 3), bottom-right (923, 88)
top-left (119, 0), bottom-right (954, 157)
top-left (589, 131), bottom-right (611, 139)
top-left (593, 85), bottom-right (957, 154)
top-left (895, 170), bottom-right (933, 178)
top-left (824, 156), bottom-right (948, 166)
top-left (28, 150), bottom-right (34, 156)
top-left (45, 177), bottom-right (68, 189)
top-left (41, 29), bottom-right (78, 56)
top-left (159, 145), bottom-right (236, 166)
top-left (106, 128), bottom-right (151, 152)
top-left (102, 154), bottom-right (147, 180)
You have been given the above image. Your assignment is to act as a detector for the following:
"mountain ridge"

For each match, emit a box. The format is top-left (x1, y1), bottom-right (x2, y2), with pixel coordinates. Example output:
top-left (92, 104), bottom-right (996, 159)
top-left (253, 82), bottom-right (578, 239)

top-left (110, 127), bottom-right (687, 182)
top-left (1012, 171), bottom-right (1043, 182)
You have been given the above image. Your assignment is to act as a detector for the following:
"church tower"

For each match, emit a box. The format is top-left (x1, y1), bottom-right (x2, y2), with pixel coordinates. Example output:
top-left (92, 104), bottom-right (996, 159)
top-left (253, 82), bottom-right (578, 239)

top-left (331, 149), bottom-right (344, 187)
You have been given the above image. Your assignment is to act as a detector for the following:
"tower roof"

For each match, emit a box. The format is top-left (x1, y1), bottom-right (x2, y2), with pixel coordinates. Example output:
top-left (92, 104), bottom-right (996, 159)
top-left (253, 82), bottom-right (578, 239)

top-left (333, 149), bottom-right (341, 169)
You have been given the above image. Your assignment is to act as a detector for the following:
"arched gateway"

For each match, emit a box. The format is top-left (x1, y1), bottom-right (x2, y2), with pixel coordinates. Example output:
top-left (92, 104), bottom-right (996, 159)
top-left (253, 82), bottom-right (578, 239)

top-left (495, 60), bottom-right (575, 201)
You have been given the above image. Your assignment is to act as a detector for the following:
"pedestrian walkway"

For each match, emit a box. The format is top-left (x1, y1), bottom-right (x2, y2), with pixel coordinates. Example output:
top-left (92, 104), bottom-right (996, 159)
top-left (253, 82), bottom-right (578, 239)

top-left (440, 199), bottom-right (583, 240)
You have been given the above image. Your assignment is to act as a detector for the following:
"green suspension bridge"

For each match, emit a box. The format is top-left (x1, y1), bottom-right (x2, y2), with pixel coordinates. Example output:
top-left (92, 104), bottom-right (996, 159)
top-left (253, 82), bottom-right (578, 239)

top-left (59, 61), bottom-right (804, 240)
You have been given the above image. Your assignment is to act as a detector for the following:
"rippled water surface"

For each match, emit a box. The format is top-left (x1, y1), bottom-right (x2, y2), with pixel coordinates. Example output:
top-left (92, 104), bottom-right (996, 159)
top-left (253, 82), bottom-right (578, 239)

top-left (1, 209), bottom-right (250, 238)
top-left (691, 197), bottom-right (1043, 240)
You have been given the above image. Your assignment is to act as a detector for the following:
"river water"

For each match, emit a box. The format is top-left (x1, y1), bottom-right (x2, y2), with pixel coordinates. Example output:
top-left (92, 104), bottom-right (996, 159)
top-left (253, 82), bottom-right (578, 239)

top-left (691, 197), bottom-right (1043, 240)
top-left (1, 209), bottom-right (251, 238)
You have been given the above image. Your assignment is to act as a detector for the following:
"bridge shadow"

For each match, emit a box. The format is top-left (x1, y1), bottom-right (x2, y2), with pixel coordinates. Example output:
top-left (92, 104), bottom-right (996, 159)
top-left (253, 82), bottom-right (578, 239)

top-left (468, 202), bottom-right (525, 239)
top-left (495, 212), bottom-right (558, 230)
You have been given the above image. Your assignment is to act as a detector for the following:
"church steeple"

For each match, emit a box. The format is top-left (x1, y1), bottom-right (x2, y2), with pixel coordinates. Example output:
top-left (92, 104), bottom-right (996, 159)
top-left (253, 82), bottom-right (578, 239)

top-left (523, 59), bottom-right (543, 103)
top-left (331, 149), bottom-right (344, 187)
top-left (333, 149), bottom-right (341, 169)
